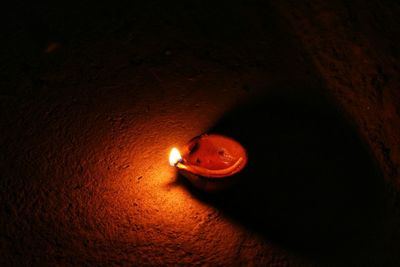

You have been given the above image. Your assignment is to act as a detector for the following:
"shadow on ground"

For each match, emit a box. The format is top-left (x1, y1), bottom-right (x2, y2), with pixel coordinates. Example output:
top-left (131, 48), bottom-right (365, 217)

top-left (178, 88), bottom-right (385, 262)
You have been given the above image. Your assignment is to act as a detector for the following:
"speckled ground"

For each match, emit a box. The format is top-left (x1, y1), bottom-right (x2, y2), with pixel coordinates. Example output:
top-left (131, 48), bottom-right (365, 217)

top-left (1, 1), bottom-right (400, 266)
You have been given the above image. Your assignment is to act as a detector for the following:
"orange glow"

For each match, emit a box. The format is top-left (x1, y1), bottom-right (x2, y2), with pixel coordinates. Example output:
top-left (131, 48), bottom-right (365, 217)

top-left (169, 148), bottom-right (182, 166)
top-left (176, 157), bottom-right (244, 177)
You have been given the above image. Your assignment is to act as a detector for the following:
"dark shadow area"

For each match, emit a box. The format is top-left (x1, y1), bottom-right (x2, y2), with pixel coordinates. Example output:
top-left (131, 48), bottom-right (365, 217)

top-left (180, 88), bottom-right (385, 262)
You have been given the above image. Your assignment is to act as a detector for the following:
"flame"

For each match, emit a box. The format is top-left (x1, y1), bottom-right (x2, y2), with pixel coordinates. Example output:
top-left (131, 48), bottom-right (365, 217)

top-left (169, 148), bottom-right (182, 166)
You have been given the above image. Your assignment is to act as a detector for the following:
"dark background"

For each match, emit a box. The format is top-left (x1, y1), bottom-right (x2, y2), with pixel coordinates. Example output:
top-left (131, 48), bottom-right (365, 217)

top-left (1, 0), bottom-right (400, 266)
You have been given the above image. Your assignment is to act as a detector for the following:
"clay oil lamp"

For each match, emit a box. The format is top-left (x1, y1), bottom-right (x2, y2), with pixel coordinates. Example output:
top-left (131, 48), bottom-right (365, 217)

top-left (169, 134), bottom-right (248, 192)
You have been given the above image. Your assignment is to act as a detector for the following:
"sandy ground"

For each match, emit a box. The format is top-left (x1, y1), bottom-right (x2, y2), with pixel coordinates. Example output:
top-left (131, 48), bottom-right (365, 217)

top-left (1, 1), bottom-right (400, 266)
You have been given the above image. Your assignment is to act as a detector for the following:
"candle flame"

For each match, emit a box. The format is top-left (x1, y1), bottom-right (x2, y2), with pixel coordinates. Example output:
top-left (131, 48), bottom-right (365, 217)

top-left (169, 148), bottom-right (182, 166)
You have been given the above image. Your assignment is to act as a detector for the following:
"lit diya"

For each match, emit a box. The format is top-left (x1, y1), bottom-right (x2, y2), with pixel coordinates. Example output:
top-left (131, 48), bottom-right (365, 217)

top-left (169, 134), bottom-right (248, 192)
